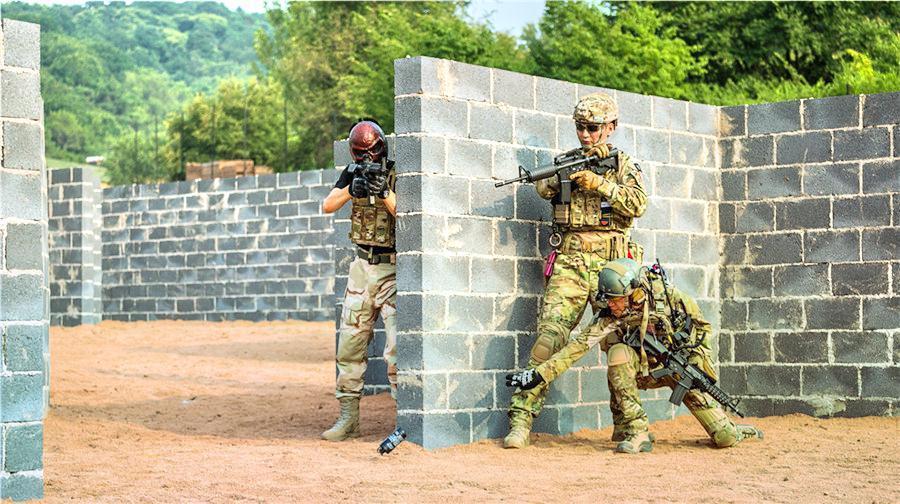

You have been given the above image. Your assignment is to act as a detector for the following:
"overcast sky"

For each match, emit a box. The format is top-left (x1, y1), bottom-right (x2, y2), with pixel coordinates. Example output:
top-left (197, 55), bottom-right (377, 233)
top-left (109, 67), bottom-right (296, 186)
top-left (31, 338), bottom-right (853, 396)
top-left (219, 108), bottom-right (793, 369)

top-left (6, 0), bottom-right (546, 37)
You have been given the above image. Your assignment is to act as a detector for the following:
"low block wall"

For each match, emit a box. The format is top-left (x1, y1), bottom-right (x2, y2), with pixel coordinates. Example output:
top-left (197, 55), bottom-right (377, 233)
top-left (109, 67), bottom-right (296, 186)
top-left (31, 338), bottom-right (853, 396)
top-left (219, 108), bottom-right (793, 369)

top-left (49, 168), bottom-right (340, 322)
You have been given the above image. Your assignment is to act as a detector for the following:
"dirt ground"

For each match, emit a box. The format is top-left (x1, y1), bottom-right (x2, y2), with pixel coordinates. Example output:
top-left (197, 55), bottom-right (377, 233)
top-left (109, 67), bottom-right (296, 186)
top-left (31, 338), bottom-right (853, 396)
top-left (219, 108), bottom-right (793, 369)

top-left (44, 320), bottom-right (898, 503)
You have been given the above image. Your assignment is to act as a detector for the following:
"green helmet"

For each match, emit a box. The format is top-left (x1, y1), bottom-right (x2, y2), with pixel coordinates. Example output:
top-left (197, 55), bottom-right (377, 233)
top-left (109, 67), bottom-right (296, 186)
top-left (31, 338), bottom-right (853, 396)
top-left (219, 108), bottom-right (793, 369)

top-left (598, 258), bottom-right (642, 297)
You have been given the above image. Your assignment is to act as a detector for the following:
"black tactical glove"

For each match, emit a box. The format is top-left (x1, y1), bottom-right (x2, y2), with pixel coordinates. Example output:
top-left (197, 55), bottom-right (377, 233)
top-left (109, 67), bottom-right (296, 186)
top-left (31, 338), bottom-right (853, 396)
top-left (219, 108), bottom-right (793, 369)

top-left (367, 172), bottom-right (389, 199)
top-left (349, 176), bottom-right (370, 198)
top-left (505, 368), bottom-right (544, 390)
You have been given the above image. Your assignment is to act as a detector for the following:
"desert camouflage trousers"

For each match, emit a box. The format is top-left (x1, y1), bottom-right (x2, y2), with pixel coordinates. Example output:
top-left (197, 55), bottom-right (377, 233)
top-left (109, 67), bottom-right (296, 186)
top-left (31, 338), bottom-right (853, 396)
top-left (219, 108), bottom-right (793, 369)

top-left (606, 343), bottom-right (740, 444)
top-left (509, 243), bottom-right (618, 418)
top-left (335, 257), bottom-right (397, 399)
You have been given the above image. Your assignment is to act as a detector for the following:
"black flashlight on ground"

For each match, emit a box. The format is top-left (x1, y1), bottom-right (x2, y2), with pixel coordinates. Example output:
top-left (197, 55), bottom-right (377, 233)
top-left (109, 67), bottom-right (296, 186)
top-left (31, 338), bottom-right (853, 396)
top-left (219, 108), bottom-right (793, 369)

top-left (378, 427), bottom-right (407, 455)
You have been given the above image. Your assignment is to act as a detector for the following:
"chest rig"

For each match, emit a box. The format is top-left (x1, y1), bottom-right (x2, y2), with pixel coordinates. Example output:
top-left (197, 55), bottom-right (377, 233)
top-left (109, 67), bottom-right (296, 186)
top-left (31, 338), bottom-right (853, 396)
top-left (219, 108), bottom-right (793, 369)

top-left (550, 152), bottom-right (633, 232)
top-left (349, 166), bottom-right (396, 248)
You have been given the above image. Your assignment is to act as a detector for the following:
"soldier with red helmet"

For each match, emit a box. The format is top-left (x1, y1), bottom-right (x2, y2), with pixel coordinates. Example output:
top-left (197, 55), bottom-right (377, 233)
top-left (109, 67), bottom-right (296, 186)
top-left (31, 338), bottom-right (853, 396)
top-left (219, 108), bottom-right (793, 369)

top-left (321, 120), bottom-right (397, 441)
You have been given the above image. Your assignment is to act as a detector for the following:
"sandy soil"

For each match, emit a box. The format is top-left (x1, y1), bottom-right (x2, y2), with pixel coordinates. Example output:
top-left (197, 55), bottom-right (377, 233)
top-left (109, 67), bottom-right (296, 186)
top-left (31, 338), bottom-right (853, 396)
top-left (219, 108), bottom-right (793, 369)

top-left (44, 320), bottom-right (899, 503)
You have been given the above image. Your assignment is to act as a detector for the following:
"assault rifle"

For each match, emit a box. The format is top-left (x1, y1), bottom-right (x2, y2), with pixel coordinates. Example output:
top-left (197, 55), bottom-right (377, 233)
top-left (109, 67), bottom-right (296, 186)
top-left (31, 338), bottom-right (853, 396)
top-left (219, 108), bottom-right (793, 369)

top-left (621, 322), bottom-right (745, 418)
top-left (494, 148), bottom-right (619, 204)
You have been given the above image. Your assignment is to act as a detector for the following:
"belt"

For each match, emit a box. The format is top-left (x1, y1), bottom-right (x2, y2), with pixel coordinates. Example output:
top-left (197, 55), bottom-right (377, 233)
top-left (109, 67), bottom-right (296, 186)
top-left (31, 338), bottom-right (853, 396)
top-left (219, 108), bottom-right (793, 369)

top-left (357, 247), bottom-right (396, 265)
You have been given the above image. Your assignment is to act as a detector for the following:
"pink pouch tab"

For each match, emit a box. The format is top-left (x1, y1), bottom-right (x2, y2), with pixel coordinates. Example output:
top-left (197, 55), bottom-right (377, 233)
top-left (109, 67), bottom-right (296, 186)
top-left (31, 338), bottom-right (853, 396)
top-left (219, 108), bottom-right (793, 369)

top-left (543, 249), bottom-right (558, 278)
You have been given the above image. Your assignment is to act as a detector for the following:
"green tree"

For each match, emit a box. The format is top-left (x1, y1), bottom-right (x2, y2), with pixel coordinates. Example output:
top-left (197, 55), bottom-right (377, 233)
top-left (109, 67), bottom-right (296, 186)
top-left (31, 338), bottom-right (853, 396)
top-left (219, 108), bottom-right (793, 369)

top-left (524, 2), bottom-right (706, 99)
top-left (155, 77), bottom-right (293, 181)
top-left (256, 1), bottom-right (529, 167)
top-left (104, 128), bottom-right (166, 186)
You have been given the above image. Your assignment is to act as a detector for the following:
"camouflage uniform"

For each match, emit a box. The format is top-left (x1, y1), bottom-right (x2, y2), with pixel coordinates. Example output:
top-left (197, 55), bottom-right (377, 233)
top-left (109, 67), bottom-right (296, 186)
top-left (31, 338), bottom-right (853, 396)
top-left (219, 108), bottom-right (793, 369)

top-left (507, 93), bottom-right (648, 433)
top-left (536, 277), bottom-right (752, 448)
top-left (335, 169), bottom-right (398, 399)
top-left (336, 257), bottom-right (397, 398)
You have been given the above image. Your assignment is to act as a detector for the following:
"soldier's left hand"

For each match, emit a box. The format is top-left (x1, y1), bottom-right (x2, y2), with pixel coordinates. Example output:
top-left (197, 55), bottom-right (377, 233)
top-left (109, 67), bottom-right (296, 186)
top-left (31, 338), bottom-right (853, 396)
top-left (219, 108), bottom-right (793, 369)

top-left (367, 173), bottom-right (389, 198)
top-left (505, 368), bottom-right (545, 390)
top-left (584, 142), bottom-right (612, 159)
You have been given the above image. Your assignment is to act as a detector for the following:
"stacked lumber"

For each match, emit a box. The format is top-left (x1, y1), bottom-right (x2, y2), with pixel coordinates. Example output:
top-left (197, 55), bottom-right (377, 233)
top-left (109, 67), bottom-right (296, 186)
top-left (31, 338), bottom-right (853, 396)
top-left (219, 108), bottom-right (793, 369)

top-left (185, 160), bottom-right (271, 180)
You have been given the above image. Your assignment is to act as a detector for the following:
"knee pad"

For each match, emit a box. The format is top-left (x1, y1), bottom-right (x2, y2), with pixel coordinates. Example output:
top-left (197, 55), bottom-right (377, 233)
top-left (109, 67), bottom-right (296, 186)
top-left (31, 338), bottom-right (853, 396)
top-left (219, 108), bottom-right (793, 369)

top-left (607, 343), bottom-right (632, 367)
top-left (531, 322), bottom-right (570, 363)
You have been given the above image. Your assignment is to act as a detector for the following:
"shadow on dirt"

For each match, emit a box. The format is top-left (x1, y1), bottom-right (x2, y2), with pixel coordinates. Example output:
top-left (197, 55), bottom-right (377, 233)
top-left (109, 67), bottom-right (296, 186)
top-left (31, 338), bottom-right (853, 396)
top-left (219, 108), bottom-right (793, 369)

top-left (51, 390), bottom-right (396, 442)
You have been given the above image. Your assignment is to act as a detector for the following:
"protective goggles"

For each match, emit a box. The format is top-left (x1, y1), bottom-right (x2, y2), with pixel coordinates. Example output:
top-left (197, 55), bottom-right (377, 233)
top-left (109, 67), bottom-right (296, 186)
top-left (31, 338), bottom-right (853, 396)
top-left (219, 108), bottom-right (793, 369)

top-left (575, 122), bottom-right (603, 133)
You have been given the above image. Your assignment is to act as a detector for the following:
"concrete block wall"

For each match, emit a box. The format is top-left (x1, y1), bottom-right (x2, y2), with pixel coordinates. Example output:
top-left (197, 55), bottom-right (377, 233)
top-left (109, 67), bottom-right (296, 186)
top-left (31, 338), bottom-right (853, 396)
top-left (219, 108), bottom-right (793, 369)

top-left (48, 168), bottom-right (102, 326)
top-left (391, 57), bottom-right (721, 448)
top-left (100, 170), bottom-right (339, 322)
top-left (47, 168), bottom-right (340, 323)
top-left (0, 18), bottom-right (47, 501)
top-left (718, 93), bottom-right (900, 417)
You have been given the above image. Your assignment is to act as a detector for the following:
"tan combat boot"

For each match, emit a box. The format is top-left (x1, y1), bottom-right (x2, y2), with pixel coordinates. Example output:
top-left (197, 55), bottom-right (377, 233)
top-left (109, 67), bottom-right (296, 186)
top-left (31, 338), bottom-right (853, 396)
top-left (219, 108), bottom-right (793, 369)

top-left (737, 424), bottom-right (764, 441)
top-left (503, 412), bottom-right (533, 449)
top-left (615, 431), bottom-right (654, 454)
top-left (612, 425), bottom-right (656, 443)
top-left (321, 397), bottom-right (360, 441)
top-left (710, 423), bottom-right (764, 448)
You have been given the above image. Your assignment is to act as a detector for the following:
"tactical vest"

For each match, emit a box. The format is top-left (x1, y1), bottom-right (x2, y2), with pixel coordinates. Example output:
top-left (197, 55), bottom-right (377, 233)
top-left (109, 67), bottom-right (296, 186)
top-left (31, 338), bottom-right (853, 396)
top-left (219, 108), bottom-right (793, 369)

top-left (349, 168), bottom-right (396, 248)
top-left (551, 152), bottom-right (635, 232)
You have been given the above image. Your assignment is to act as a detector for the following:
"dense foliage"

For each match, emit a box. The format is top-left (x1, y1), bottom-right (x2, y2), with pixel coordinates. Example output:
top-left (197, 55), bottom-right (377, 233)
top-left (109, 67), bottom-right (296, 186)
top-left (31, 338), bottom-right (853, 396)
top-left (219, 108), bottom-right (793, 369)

top-left (3, 1), bottom-right (267, 163)
top-left (5, 1), bottom-right (899, 183)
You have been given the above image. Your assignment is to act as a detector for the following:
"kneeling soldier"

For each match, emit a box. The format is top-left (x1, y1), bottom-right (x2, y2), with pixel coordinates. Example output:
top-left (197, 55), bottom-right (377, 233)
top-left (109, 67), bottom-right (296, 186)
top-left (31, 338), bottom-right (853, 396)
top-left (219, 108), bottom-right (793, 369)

top-left (321, 120), bottom-right (398, 441)
top-left (507, 258), bottom-right (762, 453)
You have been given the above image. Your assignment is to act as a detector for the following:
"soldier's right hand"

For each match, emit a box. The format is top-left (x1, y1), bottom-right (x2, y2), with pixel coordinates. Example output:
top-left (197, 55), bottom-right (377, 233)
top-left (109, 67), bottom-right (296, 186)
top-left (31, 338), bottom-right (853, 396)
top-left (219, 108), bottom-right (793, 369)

top-left (505, 368), bottom-right (545, 390)
top-left (349, 176), bottom-right (370, 198)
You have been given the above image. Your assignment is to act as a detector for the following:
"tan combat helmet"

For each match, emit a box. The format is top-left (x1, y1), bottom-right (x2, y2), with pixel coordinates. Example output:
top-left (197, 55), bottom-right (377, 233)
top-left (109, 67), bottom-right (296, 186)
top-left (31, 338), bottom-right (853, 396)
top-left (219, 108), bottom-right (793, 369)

top-left (573, 92), bottom-right (618, 125)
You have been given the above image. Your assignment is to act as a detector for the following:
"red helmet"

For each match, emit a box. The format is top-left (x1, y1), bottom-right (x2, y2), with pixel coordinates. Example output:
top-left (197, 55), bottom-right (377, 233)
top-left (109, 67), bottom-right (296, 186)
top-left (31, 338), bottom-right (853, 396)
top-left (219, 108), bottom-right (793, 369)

top-left (348, 120), bottom-right (387, 162)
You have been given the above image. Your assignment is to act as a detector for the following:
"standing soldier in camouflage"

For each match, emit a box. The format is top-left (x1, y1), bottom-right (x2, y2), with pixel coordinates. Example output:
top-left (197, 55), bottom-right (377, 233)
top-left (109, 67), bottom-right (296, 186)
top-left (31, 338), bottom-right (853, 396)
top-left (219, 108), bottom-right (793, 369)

top-left (320, 120), bottom-right (398, 441)
top-left (507, 258), bottom-right (763, 453)
top-left (504, 93), bottom-right (648, 448)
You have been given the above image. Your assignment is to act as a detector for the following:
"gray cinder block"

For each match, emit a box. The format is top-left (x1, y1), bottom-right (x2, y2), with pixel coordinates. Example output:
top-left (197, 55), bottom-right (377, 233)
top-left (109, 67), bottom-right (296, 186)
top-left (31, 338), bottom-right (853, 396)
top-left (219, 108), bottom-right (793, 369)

top-left (747, 100), bottom-right (801, 135)
top-left (775, 131), bottom-right (831, 165)
top-left (3, 123), bottom-right (44, 173)
top-left (747, 167), bottom-right (801, 199)
top-left (833, 128), bottom-right (891, 161)
top-left (469, 103), bottom-right (513, 143)
top-left (805, 298), bottom-right (861, 330)
top-left (535, 77), bottom-right (577, 116)
top-left (802, 366), bottom-right (859, 396)
top-left (2, 20), bottom-right (41, 70)
top-left (721, 136), bottom-right (773, 168)
top-left (514, 110), bottom-right (556, 149)
top-left (862, 228), bottom-right (899, 261)
top-left (1, 71), bottom-right (42, 120)
top-left (773, 332), bottom-right (828, 364)
top-left (804, 95), bottom-right (859, 130)
top-left (775, 198), bottom-right (830, 230)
top-left (492, 68), bottom-right (533, 109)
top-left (862, 91), bottom-right (900, 127)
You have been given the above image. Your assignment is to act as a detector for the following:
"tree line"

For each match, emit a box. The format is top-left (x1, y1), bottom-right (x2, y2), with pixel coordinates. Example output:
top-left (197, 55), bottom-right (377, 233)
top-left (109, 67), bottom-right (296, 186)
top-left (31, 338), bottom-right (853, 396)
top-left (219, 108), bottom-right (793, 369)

top-left (7, 1), bottom-right (900, 183)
